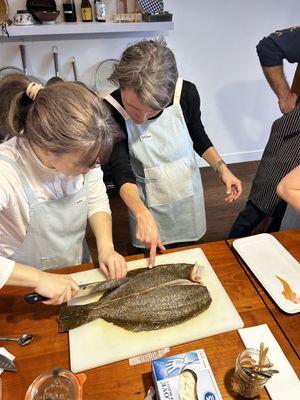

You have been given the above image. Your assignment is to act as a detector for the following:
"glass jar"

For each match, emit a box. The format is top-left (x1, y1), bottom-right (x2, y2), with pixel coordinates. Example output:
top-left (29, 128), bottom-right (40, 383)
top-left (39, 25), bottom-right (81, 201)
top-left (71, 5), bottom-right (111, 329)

top-left (231, 348), bottom-right (270, 398)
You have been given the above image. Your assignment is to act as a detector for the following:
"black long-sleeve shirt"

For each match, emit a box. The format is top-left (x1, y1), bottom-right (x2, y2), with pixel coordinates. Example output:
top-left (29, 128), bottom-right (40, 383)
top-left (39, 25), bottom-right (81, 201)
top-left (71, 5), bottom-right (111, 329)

top-left (256, 25), bottom-right (300, 67)
top-left (103, 80), bottom-right (213, 191)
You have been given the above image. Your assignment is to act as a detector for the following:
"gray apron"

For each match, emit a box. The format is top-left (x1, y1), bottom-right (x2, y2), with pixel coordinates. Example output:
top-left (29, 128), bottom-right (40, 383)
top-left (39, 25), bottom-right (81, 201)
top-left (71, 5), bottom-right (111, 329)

top-left (0, 155), bottom-right (90, 270)
top-left (105, 78), bottom-right (206, 247)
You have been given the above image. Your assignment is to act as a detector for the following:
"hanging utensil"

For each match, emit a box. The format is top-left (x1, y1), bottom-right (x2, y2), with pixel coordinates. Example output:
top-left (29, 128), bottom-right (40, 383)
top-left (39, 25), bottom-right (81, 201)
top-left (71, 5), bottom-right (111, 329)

top-left (93, 58), bottom-right (118, 95)
top-left (71, 56), bottom-right (78, 82)
top-left (46, 45), bottom-right (63, 86)
top-left (19, 44), bottom-right (43, 84)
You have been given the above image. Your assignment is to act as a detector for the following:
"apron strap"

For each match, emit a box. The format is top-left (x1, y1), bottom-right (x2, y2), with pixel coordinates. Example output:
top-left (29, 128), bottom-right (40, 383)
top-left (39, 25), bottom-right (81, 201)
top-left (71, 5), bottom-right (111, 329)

top-left (0, 154), bottom-right (37, 205)
top-left (173, 78), bottom-right (183, 105)
top-left (104, 94), bottom-right (130, 121)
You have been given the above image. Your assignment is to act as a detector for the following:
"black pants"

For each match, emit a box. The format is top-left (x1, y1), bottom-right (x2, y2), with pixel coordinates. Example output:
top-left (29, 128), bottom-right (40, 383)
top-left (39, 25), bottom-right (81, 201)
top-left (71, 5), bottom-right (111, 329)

top-left (228, 200), bottom-right (287, 239)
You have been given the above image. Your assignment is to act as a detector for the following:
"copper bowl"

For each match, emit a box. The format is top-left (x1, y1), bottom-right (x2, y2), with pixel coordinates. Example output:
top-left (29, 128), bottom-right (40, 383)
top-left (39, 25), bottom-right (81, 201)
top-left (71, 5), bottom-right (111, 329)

top-left (32, 10), bottom-right (60, 24)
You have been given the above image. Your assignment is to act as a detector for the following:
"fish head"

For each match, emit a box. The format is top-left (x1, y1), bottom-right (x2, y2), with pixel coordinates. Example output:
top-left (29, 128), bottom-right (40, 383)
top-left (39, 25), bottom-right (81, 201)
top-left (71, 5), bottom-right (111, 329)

top-left (191, 263), bottom-right (205, 284)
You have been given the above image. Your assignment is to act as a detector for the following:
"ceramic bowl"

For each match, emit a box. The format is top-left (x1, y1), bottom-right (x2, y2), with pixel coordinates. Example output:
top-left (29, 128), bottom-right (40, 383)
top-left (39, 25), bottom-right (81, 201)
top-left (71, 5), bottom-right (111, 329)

top-left (13, 10), bottom-right (35, 26)
top-left (32, 10), bottom-right (60, 25)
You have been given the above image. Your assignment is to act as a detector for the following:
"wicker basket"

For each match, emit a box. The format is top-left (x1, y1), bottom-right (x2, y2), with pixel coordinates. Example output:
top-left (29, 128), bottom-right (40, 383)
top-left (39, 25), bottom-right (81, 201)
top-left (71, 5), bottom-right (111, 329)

top-left (0, 0), bottom-right (9, 25)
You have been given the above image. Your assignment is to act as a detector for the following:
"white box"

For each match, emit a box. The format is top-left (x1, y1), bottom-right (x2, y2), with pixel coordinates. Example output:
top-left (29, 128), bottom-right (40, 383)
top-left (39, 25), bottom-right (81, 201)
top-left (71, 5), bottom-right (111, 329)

top-left (152, 349), bottom-right (222, 400)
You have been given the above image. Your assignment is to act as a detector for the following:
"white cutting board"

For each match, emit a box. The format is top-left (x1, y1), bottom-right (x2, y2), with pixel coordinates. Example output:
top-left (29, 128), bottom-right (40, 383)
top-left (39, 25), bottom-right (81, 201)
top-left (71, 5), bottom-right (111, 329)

top-left (68, 248), bottom-right (244, 373)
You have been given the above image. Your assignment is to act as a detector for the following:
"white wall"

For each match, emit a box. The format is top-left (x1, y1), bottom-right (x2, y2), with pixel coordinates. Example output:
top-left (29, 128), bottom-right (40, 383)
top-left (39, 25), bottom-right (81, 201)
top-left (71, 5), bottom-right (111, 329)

top-left (1, 0), bottom-right (300, 164)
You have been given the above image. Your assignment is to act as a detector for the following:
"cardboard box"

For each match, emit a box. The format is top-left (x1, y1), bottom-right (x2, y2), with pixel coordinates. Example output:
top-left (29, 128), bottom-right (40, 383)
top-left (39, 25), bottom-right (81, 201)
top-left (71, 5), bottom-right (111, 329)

top-left (152, 349), bottom-right (222, 400)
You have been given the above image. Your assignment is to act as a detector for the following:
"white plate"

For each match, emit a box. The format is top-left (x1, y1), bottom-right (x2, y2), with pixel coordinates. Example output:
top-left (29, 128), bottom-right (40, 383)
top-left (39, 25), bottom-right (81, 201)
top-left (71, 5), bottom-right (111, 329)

top-left (233, 233), bottom-right (300, 314)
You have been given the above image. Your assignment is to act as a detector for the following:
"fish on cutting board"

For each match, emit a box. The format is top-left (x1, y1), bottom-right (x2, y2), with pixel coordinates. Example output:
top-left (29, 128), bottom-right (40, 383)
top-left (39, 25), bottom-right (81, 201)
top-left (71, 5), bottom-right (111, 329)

top-left (59, 263), bottom-right (212, 332)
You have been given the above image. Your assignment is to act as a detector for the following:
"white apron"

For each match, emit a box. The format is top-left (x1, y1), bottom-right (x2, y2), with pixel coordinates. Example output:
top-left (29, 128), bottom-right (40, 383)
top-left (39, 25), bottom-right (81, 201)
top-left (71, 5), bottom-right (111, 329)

top-left (0, 155), bottom-right (90, 270)
top-left (105, 78), bottom-right (206, 247)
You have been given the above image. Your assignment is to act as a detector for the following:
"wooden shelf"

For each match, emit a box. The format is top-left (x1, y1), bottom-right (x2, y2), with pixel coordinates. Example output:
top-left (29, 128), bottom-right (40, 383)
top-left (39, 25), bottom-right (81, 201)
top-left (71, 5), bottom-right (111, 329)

top-left (4, 21), bottom-right (174, 40)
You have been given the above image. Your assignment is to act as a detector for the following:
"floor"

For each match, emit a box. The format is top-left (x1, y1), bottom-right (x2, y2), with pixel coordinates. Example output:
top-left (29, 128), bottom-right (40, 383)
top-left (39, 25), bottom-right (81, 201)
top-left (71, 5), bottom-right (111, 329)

top-left (86, 160), bottom-right (260, 260)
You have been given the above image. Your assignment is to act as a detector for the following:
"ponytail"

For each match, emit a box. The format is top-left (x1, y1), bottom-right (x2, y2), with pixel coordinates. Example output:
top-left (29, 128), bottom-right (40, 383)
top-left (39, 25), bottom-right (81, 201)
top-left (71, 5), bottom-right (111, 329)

top-left (0, 74), bottom-right (33, 138)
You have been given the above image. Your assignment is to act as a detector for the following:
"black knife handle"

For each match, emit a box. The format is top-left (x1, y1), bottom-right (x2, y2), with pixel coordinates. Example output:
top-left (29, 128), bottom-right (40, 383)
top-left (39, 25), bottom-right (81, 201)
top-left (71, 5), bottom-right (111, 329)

top-left (24, 292), bottom-right (49, 304)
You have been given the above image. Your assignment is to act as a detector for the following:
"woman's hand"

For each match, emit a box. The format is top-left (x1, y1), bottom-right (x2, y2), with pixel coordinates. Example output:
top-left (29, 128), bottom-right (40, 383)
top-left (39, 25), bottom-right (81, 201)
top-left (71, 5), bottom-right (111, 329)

top-left (35, 271), bottom-right (80, 305)
top-left (218, 164), bottom-right (242, 203)
top-left (98, 247), bottom-right (127, 280)
top-left (136, 208), bottom-right (165, 268)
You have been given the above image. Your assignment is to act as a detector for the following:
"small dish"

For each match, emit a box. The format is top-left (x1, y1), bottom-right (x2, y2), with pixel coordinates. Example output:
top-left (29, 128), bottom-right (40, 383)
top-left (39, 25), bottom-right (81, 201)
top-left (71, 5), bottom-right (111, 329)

top-left (24, 368), bottom-right (86, 400)
top-left (13, 10), bottom-right (35, 26)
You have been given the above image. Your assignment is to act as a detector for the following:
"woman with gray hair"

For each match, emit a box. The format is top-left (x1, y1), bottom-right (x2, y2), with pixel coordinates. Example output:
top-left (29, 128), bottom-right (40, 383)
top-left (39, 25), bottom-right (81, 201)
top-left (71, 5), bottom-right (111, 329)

top-left (0, 74), bottom-right (127, 305)
top-left (104, 39), bottom-right (242, 265)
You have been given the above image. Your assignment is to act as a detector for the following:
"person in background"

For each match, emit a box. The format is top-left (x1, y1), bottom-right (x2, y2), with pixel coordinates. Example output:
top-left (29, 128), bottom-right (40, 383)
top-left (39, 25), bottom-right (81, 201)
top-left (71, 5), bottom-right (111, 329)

top-left (103, 39), bottom-right (242, 264)
top-left (0, 74), bottom-right (127, 305)
top-left (277, 165), bottom-right (300, 211)
top-left (229, 26), bottom-right (300, 238)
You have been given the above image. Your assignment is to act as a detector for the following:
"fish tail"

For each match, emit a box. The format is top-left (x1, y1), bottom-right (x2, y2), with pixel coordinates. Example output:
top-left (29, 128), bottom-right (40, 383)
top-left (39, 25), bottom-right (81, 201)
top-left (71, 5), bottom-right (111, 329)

top-left (58, 302), bottom-right (99, 332)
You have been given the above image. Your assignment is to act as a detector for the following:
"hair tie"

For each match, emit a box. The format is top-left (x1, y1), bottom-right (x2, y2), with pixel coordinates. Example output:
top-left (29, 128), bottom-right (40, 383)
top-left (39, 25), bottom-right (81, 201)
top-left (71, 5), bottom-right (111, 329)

top-left (26, 82), bottom-right (44, 101)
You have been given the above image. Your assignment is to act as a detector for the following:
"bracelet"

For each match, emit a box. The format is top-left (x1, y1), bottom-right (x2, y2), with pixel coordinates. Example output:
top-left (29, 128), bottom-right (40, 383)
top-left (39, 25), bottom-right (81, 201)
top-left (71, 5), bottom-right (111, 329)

top-left (213, 159), bottom-right (226, 173)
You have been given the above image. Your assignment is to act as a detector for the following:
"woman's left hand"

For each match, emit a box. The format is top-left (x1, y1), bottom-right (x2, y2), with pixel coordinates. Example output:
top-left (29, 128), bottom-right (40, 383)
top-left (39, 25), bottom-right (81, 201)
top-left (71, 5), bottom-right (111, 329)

top-left (218, 165), bottom-right (242, 202)
top-left (98, 247), bottom-right (128, 280)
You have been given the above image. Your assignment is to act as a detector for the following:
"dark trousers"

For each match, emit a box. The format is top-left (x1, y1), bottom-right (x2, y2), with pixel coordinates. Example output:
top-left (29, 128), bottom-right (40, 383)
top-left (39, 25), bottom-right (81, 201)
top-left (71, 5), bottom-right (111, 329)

top-left (228, 200), bottom-right (287, 239)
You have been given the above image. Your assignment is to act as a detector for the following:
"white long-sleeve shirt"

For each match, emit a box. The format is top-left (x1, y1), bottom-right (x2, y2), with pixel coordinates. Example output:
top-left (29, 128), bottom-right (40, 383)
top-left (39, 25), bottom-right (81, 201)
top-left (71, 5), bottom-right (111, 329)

top-left (0, 137), bottom-right (111, 288)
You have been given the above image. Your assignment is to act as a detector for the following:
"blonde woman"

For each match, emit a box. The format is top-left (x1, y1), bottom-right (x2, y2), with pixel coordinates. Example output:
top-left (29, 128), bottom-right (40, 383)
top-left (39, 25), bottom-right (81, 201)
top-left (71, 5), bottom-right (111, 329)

top-left (104, 39), bottom-right (242, 265)
top-left (0, 74), bottom-right (127, 305)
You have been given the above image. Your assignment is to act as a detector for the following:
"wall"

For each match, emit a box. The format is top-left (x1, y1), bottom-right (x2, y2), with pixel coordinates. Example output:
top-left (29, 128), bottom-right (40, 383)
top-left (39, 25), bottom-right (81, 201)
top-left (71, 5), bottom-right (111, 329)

top-left (1, 0), bottom-right (300, 164)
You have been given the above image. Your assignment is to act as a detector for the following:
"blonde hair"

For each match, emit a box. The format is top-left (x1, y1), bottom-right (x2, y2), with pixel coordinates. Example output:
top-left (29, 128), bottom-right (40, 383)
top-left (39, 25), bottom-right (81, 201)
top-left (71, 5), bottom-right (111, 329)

top-left (0, 74), bottom-right (121, 164)
top-left (110, 38), bottom-right (178, 110)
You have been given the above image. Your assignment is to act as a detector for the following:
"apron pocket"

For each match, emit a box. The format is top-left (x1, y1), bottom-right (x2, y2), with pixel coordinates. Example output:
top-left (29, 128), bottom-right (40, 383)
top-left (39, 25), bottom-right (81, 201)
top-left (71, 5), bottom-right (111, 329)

top-left (144, 156), bottom-right (193, 207)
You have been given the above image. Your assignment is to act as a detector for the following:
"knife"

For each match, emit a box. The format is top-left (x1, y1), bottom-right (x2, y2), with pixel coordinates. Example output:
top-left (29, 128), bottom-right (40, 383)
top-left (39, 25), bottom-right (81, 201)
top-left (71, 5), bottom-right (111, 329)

top-left (0, 354), bottom-right (17, 372)
top-left (24, 276), bottom-right (131, 304)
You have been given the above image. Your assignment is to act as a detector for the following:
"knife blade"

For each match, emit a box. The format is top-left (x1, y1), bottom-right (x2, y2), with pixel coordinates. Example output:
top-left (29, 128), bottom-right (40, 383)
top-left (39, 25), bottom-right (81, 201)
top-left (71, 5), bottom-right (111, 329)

top-left (24, 280), bottom-right (119, 304)
top-left (0, 354), bottom-right (17, 372)
top-left (24, 274), bottom-right (133, 304)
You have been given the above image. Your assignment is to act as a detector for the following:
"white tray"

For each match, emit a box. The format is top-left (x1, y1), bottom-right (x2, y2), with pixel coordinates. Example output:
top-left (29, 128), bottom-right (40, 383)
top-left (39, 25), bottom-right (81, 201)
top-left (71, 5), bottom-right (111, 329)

top-left (233, 233), bottom-right (300, 314)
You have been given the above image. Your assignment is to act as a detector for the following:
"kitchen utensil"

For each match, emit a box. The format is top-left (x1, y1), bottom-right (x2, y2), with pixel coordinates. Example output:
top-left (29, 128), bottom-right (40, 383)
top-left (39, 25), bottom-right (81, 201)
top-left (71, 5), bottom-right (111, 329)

top-left (0, 333), bottom-right (33, 346)
top-left (24, 368), bottom-right (86, 400)
top-left (0, 354), bottom-right (17, 372)
top-left (68, 247), bottom-right (244, 373)
top-left (46, 46), bottom-right (63, 86)
top-left (24, 280), bottom-right (111, 304)
top-left (71, 56), bottom-right (78, 81)
top-left (93, 58), bottom-right (118, 96)
top-left (232, 233), bottom-right (300, 314)
top-left (19, 44), bottom-right (43, 84)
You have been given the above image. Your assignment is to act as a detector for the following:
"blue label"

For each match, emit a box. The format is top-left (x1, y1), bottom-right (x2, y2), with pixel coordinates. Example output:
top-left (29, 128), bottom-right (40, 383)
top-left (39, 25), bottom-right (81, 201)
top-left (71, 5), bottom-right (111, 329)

top-left (204, 392), bottom-right (216, 400)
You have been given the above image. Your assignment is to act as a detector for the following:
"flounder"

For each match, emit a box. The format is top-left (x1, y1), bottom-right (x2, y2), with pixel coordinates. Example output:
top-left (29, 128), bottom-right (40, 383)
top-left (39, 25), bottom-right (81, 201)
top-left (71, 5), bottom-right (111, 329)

top-left (58, 263), bottom-right (212, 332)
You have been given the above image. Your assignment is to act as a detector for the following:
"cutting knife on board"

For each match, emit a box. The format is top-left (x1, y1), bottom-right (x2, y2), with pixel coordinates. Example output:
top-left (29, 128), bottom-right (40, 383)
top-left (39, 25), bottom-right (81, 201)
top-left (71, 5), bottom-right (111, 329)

top-left (24, 275), bottom-right (132, 304)
top-left (0, 354), bottom-right (17, 372)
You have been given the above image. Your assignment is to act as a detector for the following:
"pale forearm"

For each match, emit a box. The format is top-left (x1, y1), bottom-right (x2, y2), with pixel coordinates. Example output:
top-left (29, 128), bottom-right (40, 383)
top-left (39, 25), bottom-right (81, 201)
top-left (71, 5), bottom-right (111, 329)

top-left (6, 262), bottom-right (40, 287)
top-left (277, 167), bottom-right (300, 212)
top-left (201, 146), bottom-right (226, 172)
top-left (88, 211), bottom-right (114, 253)
top-left (119, 182), bottom-right (148, 218)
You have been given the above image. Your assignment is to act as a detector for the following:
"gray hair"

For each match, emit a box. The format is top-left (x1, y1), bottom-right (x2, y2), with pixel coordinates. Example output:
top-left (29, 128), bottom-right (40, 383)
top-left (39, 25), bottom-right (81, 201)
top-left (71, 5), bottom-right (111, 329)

top-left (0, 74), bottom-right (121, 165)
top-left (110, 38), bottom-right (178, 110)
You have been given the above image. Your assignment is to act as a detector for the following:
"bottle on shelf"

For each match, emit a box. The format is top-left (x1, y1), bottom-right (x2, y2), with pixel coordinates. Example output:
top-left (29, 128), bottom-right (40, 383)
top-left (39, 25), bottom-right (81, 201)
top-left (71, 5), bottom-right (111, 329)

top-left (81, 0), bottom-right (93, 22)
top-left (94, 0), bottom-right (106, 22)
top-left (63, 0), bottom-right (77, 22)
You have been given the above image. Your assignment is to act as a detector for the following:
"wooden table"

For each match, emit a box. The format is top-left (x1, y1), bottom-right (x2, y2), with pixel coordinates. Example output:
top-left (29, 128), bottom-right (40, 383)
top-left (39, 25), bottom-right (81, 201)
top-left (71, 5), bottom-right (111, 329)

top-left (0, 241), bottom-right (299, 399)
top-left (227, 229), bottom-right (300, 358)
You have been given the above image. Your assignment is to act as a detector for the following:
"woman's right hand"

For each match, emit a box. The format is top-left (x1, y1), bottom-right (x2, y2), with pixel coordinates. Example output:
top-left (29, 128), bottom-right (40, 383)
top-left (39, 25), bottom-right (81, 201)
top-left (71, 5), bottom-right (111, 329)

top-left (34, 271), bottom-right (80, 305)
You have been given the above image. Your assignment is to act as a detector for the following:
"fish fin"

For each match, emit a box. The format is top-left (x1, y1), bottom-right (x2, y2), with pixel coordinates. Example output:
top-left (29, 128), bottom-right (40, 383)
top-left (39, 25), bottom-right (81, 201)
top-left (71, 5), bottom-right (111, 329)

top-left (58, 302), bottom-right (98, 332)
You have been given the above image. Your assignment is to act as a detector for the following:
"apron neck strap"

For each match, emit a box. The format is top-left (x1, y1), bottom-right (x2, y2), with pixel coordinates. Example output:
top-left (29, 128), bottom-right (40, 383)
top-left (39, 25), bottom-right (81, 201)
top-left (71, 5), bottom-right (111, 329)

top-left (173, 78), bottom-right (183, 105)
top-left (104, 94), bottom-right (130, 120)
